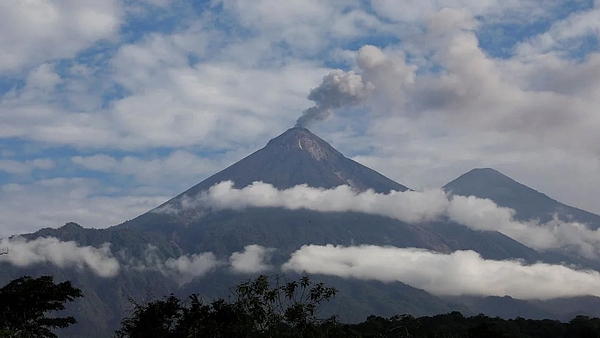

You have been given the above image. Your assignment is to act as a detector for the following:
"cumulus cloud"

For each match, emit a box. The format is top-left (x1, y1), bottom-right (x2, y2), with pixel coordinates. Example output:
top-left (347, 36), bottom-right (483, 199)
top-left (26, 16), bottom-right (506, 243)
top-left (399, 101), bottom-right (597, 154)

top-left (0, 236), bottom-right (119, 278)
top-left (282, 244), bottom-right (600, 299)
top-left (163, 252), bottom-right (220, 285)
top-left (0, 0), bottom-right (122, 73)
top-left (230, 245), bottom-right (275, 274)
top-left (160, 181), bottom-right (600, 259)
top-left (375, 10), bottom-right (600, 156)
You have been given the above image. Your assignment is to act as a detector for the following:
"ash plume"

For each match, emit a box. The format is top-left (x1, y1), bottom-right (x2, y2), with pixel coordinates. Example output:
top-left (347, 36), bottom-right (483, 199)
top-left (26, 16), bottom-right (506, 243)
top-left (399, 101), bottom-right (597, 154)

top-left (295, 69), bottom-right (373, 127)
top-left (294, 45), bottom-right (415, 128)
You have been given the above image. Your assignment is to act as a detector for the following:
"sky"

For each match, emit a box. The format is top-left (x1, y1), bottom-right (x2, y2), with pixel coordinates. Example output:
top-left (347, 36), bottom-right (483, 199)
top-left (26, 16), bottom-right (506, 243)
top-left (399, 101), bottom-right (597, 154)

top-left (1, 0), bottom-right (600, 237)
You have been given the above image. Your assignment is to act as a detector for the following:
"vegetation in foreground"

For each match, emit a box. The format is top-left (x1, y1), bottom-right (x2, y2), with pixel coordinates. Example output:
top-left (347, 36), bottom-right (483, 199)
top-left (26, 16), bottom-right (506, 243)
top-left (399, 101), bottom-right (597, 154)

top-left (2, 274), bottom-right (600, 337)
top-left (0, 276), bottom-right (82, 338)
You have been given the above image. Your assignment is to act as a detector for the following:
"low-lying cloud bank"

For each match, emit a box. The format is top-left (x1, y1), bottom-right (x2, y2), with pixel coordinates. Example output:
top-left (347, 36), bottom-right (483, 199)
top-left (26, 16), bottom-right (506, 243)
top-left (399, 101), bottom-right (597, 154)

top-left (158, 181), bottom-right (600, 259)
top-left (0, 236), bottom-right (120, 277)
top-left (283, 245), bottom-right (600, 300)
top-left (0, 237), bottom-right (274, 282)
top-left (4, 238), bottom-right (600, 300)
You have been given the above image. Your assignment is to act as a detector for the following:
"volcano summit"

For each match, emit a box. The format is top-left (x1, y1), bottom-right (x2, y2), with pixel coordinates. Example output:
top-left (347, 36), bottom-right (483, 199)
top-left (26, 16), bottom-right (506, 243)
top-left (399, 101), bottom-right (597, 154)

top-left (174, 127), bottom-right (408, 195)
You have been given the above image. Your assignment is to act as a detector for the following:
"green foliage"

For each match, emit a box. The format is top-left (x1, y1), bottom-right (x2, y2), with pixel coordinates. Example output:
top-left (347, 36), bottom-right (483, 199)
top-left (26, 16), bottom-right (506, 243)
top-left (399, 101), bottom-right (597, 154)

top-left (348, 312), bottom-right (600, 338)
top-left (0, 275), bottom-right (83, 338)
top-left (115, 275), bottom-right (339, 338)
top-left (233, 275), bottom-right (338, 335)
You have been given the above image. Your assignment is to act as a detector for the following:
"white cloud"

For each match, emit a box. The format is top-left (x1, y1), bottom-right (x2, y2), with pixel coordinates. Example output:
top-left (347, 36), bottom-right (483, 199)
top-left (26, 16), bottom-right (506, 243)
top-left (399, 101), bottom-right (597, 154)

top-left (369, 0), bottom-right (560, 24)
top-left (131, 244), bottom-right (276, 284)
top-left (0, 236), bottom-right (119, 278)
top-left (377, 12), bottom-right (600, 156)
top-left (219, 0), bottom-right (390, 54)
top-left (516, 6), bottom-right (600, 55)
top-left (1, 0), bottom-right (600, 246)
top-left (0, 178), bottom-right (169, 237)
top-left (71, 150), bottom-right (248, 187)
top-left (163, 252), bottom-right (220, 284)
top-left (25, 64), bottom-right (62, 91)
top-left (0, 158), bottom-right (54, 175)
top-left (124, 245), bottom-right (220, 284)
top-left (163, 181), bottom-right (600, 259)
top-left (229, 244), bottom-right (275, 274)
top-left (106, 54), bottom-right (327, 149)
top-left (0, 0), bottom-right (123, 73)
top-left (319, 8), bottom-right (600, 216)
top-left (447, 195), bottom-right (600, 259)
top-left (184, 181), bottom-right (448, 223)
top-left (282, 244), bottom-right (600, 299)
top-left (0, 33), bottom-right (328, 150)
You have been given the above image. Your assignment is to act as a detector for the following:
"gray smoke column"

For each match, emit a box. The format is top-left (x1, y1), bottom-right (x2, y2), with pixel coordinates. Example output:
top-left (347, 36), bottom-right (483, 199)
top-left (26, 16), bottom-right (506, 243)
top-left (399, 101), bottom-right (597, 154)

top-left (295, 69), bottom-right (373, 127)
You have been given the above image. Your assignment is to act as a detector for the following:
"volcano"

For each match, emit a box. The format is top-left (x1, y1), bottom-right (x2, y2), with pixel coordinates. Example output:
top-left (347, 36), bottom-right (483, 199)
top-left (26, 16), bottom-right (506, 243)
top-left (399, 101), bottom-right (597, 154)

top-left (5, 127), bottom-right (600, 337)
top-left (176, 127), bottom-right (408, 195)
top-left (121, 128), bottom-right (540, 262)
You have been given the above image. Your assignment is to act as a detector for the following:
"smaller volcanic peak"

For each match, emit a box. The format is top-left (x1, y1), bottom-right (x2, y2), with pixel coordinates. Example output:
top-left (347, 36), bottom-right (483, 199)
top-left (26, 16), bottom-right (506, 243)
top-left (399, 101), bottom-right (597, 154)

top-left (444, 168), bottom-right (522, 197)
top-left (444, 168), bottom-right (600, 227)
top-left (176, 127), bottom-right (408, 198)
top-left (443, 168), bottom-right (557, 221)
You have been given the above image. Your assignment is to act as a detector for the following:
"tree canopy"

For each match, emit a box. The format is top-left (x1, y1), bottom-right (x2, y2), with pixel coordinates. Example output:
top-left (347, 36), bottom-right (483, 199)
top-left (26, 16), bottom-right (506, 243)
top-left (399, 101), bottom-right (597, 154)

top-left (115, 274), bottom-right (342, 338)
top-left (4, 273), bottom-right (600, 337)
top-left (115, 274), bottom-right (600, 338)
top-left (0, 275), bottom-right (83, 338)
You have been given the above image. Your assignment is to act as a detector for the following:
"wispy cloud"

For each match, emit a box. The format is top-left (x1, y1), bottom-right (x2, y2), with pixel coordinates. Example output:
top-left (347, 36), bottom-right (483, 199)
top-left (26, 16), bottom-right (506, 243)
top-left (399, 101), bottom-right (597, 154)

top-left (128, 244), bottom-right (277, 284)
top-left (0, 158), bottom-right (54, 175)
